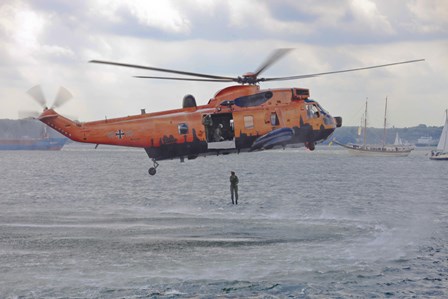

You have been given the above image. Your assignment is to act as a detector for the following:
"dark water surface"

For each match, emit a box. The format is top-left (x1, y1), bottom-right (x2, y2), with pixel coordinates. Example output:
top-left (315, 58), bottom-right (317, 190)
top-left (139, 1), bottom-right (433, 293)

top-left (1, 146), bottom-right (447, 298)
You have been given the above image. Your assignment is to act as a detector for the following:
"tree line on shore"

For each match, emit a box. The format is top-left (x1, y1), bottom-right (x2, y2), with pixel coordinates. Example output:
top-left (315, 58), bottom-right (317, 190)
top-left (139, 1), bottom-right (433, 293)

top-left (329, 124), bottom-right (442, 145)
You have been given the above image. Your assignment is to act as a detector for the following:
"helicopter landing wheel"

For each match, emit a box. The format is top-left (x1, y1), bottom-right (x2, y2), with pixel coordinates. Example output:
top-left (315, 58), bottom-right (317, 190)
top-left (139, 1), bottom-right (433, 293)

top-left (148, 158), bottom-right (159, 176)
top-left (305, 141), bottom-right (315, 151)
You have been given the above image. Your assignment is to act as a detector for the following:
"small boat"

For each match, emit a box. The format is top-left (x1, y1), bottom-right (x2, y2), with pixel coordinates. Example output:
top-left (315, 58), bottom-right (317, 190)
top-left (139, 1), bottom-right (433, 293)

top-left (335, 98), bottom-right (413, 157)
top-left (430, 109), bottom-right (448, 161)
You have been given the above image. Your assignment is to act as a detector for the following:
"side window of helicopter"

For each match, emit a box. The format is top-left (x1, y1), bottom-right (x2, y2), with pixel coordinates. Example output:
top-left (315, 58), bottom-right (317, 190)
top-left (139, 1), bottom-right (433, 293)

top-left (306, 105), bottom-right (313, 119)
top-left (270, 112), bottom-right (279, 126)
top-left (178, 123), bottom-right (188, 135)
top-left (244, 115), bottom-right (254, 129)
top-left (307, 104), bottom-right (320, 119)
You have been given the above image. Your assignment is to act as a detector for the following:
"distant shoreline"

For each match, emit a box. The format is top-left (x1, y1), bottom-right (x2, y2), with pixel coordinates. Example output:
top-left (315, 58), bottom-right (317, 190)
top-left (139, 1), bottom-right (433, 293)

top-left (0, 118), bottom-right (442, 146)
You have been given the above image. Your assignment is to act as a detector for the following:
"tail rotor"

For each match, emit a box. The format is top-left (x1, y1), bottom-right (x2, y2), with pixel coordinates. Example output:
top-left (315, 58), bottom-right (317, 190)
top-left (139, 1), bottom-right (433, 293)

top-left (21, 85), bottom-right (73, 119)
top-left (52, 86), bottom-right (73, 109)
top-left (26, 85), bottom-right (47, 109)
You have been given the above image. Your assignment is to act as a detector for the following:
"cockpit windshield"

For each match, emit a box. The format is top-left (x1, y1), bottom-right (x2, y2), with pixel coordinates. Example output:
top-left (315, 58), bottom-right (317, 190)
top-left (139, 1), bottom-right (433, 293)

top-left (316, 103), bottom-right (329, 115)
top-left (306, 103), bottom-right (321, 119)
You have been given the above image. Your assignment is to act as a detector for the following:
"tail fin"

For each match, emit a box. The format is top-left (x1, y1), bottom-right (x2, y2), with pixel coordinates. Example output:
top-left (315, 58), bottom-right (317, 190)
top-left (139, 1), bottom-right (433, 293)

top-left (38, 108), bottom-right (84, 142)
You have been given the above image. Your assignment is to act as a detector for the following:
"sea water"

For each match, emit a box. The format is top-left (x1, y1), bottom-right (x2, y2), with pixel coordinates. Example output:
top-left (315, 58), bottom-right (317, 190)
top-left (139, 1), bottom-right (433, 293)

top-left (0, 145), bottom-right (446, 298)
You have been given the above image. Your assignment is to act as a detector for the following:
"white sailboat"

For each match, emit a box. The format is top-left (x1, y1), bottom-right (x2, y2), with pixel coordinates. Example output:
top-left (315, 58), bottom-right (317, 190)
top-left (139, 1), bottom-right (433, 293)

top-left (394, 132), bottom-right (403, 145)
top-left (430, 109), bottom-right (448, 160)
top-left (335, 98), bottom-right (413, 157)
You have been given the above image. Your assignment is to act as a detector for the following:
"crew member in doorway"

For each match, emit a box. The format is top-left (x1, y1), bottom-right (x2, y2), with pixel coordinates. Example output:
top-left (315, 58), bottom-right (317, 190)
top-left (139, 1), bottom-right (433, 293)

top-left (214, 124), bottom-right (224, 142)
top-left (229, 171), bottom-right (239, 205)
top-left (202, 115), bottom-right (213, 141)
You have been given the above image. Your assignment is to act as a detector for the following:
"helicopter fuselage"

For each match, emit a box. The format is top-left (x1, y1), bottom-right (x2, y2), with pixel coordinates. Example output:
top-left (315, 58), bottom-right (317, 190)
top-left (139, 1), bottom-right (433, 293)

top-left (38, 85), bottom-right (341, 168)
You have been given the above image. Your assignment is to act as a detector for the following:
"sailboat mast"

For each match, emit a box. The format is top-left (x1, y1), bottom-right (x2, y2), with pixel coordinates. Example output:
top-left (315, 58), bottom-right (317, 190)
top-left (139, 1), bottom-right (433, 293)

top-left (363, 100), bottom-right (368, 146)
top-left (444, 109), bottom-right (448, 151)
top-left (383, 97), bottom-right (388, 147)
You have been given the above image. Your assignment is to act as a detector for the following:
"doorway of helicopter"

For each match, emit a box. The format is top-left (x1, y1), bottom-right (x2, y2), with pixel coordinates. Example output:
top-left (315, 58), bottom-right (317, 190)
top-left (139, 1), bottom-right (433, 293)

top-left (203, 113), bottom-right (235, 149)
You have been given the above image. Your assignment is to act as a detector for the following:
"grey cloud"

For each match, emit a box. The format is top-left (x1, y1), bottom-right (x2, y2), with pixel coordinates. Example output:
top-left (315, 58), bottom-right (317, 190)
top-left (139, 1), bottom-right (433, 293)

top-left (27, 0), bottom-right (445, 46)
top-left (1, 0), bottom-right (444, 126)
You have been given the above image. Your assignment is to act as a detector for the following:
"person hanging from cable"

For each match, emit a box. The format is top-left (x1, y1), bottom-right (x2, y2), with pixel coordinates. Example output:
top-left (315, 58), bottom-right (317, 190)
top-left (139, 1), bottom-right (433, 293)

top-left (229, 171), bottom-right (239, 205)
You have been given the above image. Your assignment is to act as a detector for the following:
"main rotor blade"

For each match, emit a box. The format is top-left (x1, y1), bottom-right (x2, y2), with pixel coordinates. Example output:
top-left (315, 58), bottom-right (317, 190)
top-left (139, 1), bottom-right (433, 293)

top-left (26, 85), bottom-right (46, 108)
top-left (52, 86), bottom-right (73, 109)
top-left (90, 60), bottom-right (235, 81)
top-left (262, 59), bottom-right (425, 82)
top-left (134, 76), bottom-right (235, 82)
top-left (253, 48), bottom-right (293, 77)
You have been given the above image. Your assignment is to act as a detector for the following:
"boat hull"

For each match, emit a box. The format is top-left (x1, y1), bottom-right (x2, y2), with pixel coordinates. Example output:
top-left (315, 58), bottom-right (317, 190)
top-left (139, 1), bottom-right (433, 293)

top-left (333, 140), bottom-right (413, 157)
top-left (429, 152), bottom-right (448, 160)
top-left (0, 138), bottom-right (67, 150)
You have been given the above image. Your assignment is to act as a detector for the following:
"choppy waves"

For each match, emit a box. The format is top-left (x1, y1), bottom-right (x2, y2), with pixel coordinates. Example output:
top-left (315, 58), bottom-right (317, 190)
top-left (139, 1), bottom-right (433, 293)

top-left (0, 147), bottom-right (446, 298)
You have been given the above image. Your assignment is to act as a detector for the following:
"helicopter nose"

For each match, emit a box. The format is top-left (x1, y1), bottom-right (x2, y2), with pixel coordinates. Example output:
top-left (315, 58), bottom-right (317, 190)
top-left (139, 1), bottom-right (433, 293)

top-left (335, 116), bottom-right (342, 127)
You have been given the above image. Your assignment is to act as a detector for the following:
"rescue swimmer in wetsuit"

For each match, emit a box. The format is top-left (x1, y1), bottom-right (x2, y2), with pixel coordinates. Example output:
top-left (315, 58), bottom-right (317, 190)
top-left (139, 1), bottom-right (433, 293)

top-left (229, 171), bottom-right (239, 205)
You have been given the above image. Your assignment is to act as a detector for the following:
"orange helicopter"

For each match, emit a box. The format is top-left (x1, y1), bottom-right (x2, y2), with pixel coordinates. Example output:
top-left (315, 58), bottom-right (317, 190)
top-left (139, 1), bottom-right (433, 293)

top-left (29, 49), bottom-right (423, 175)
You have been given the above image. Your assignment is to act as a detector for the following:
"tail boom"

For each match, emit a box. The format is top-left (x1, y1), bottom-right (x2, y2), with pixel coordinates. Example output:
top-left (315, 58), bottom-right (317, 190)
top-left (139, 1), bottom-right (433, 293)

top-left (37, 108), bottom-right (153, 148)
top-left (38, 109), bottom-right (85, 142)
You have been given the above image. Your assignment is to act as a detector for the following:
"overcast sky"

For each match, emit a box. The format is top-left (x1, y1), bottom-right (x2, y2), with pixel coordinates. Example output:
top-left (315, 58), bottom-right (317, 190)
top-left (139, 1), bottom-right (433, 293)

top-left (0, 0), bottom-right (446, 127)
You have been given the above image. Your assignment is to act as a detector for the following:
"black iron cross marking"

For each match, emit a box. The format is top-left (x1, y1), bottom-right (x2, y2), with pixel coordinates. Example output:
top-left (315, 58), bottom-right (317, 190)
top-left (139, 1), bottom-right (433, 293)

top-left (115, 129), bottom-right (125, 139)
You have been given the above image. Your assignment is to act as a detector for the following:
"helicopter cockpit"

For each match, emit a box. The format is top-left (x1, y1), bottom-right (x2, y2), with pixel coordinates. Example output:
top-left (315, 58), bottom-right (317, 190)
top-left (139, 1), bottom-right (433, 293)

top-left (305, 100), bottom-right (341, 127)
top-left (306, 102), bottom-right (322, 119)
